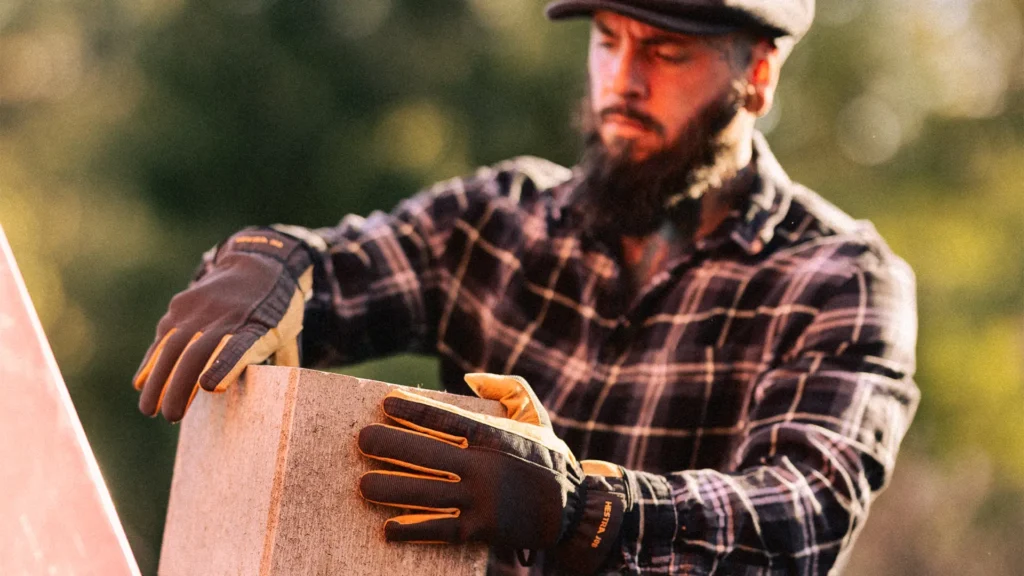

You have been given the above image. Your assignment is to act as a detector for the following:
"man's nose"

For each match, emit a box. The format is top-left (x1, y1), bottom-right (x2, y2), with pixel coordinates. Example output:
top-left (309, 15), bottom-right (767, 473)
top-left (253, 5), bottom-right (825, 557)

top-left (608, 47), bottom-right (648, 100)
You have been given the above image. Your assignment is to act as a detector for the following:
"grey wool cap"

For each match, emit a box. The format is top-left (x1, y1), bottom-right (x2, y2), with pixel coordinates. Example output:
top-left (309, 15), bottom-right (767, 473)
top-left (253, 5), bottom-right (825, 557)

top-left (545, 0), bottom-right (815, 41)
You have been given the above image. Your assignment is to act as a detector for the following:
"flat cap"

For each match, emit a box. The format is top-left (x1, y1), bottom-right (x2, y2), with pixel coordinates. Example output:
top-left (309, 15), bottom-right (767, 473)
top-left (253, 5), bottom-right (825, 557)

top-left (546, 0), bottom-right (815, 41)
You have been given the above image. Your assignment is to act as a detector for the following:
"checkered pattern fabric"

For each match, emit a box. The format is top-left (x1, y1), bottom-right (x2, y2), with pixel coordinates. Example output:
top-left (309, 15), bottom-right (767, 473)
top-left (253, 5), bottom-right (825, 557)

top-left (266, 133), bottom-right (918, 574)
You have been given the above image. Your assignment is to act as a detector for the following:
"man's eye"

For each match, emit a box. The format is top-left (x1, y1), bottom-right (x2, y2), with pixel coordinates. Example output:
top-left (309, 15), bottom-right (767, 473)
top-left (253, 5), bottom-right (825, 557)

top-left (655, 47), bottom-right (689, 62)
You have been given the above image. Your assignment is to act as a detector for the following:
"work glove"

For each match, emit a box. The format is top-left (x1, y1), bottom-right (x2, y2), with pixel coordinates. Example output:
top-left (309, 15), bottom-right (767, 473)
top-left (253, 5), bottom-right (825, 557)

top-left (357, 373), bottom-right (632, 575)
top-left (133, 228), bottom-right (314, 422)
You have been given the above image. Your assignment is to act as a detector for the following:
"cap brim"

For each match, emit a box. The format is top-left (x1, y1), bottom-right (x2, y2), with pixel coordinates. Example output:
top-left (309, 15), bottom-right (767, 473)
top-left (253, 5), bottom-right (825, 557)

top-left (545, 0), bottom-right (742, 36)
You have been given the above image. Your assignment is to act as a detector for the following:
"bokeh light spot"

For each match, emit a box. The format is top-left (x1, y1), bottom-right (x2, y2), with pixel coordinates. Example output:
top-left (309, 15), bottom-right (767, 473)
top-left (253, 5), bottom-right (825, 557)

top-left (817, 0), bottom-right (864, 27)
top-left (331, 0), bottom-right (393, 40)
top-left (374, 101), bottom-right (452, 172)
top-left (469, 0), bottom-right (532, 31)
top-left (836, 95), bottom-right (903, 165)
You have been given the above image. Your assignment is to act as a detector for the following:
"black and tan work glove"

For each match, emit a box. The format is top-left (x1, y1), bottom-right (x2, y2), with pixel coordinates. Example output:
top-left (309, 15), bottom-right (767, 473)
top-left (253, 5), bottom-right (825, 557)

top-left (133, 228), bottom-right (315, 422)
top-left (357, 373), bottom-right (632, 575)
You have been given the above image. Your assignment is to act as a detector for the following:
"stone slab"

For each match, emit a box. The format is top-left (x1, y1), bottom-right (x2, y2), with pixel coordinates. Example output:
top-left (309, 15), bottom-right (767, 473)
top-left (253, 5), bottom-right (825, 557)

top-left (159, 364), bottom-right (501, 575)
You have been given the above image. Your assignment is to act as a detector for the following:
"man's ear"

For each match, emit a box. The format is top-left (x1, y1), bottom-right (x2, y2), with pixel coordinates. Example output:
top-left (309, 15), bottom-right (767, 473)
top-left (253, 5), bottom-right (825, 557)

top-left (744, 39), bottom-right (782, 116)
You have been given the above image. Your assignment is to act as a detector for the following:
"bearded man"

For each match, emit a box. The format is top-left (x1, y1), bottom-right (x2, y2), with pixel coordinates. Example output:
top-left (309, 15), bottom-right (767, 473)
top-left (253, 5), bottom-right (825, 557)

top-left (133, 1), bottom-right (919, 574)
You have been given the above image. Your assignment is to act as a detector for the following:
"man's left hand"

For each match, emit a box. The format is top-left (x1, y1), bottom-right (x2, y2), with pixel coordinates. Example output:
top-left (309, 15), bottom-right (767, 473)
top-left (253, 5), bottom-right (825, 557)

top-left (357, 373), bottom-right (630, 574)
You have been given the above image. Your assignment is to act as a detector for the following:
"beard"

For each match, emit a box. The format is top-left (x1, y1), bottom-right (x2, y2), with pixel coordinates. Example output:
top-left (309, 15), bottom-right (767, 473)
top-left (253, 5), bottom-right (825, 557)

top-left (574, 83), bottom-right (747, 238)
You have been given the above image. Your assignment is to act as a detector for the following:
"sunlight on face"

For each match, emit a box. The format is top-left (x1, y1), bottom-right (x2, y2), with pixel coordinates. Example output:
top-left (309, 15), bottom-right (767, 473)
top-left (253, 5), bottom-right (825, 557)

top-left (587, 11), bottom-right (743, 161)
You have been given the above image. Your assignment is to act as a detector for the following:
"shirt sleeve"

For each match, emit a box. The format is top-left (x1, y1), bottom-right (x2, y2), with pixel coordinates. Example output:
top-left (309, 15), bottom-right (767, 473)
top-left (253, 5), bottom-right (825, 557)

top-left (295, 156), bottom-right (573, 367)
top-left (296, 176), bottom-right (477, 367)
top-left (610, 246), bottom-right (920, 575)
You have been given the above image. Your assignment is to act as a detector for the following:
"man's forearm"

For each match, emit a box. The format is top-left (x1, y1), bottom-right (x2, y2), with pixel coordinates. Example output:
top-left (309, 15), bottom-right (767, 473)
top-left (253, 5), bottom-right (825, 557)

top-left (612, 436), bottom-right (868, 575)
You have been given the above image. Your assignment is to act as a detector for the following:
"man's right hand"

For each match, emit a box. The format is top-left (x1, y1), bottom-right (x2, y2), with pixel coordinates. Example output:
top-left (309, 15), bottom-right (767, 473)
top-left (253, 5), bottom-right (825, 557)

top-left (133, 228), bottom-right (314, 422)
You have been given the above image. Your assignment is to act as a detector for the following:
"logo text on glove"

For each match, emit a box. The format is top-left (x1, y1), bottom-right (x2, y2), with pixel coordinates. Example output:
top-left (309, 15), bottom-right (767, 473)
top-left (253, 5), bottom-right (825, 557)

top-left (234, 235), bottom-right (284, 249)
top-left (590, 500), bottom-right (613, 548)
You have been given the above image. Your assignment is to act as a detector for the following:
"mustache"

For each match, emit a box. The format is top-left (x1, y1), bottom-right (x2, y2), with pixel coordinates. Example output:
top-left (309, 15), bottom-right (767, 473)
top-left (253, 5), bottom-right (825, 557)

top-left (598, 105), bottom-right (665, 137)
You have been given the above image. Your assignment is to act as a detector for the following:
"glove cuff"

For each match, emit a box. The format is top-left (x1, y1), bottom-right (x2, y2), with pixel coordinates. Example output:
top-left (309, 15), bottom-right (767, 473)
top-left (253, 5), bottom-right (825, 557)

top-left (216, 227), bottom-right (315, 285)
top-left (554, 473), bottom-right (630, 575)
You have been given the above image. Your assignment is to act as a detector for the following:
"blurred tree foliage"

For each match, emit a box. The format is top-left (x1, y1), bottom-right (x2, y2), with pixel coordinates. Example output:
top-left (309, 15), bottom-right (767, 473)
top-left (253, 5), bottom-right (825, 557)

top-left (1, 0), bottom-right (1023, 573)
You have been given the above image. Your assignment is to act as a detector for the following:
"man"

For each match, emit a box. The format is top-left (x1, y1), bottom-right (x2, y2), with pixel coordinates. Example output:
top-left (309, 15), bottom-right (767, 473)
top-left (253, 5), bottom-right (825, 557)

top-left (133, 1), bottom-right (919, 574)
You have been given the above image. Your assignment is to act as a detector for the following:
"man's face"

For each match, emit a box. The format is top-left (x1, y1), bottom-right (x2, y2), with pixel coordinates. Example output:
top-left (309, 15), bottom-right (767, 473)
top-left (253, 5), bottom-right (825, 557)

top-left (588, 11), bottom-right (745, 162)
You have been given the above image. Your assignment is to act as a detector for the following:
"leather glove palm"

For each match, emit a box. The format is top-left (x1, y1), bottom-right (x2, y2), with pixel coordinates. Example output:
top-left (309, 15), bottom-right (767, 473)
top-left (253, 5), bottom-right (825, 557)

top-left (133, 229), bottom-right (313, 422)
top-left (358, 373), bottom-right (629, 574)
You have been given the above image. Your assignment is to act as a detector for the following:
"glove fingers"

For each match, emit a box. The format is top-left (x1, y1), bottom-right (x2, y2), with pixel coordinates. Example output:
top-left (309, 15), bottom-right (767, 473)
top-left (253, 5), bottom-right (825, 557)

top-left (383, 513), bottom-right (462, 544)
top-left (381, 391), bottom-right (577, 470)
top-left (197, 330), bottom-right (263, 392)
top-left (379, 392), bottom-right (480, 447)
top-left (133, 328), bottom-right (175, 390)
top-left (358, 423), bottom-right (465, 476)
top-left (137, 329), bottom-right (193, 417)
top-left (160, 330), bottom-right (230, 422)
top-left (359, 470), bottom-right (462, 512)
top-left (382, 391), bottom-right (543, 452)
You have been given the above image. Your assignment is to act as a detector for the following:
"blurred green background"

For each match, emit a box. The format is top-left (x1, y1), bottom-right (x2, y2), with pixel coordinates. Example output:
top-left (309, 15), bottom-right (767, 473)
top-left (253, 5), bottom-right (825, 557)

top-left (2, 0), bottom-right (1023, 573)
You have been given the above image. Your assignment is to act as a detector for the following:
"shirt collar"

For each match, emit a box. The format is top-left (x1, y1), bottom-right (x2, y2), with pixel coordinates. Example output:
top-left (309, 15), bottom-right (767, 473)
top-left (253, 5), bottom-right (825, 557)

top-left (712, 131), bottom-right (794, 256)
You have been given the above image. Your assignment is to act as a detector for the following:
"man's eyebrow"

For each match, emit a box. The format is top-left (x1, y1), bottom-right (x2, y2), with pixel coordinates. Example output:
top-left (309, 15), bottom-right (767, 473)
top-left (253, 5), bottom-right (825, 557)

top-left (593, 16), bottom-right (616, 36)
top-left (639, 35), bottom-right (693, 48)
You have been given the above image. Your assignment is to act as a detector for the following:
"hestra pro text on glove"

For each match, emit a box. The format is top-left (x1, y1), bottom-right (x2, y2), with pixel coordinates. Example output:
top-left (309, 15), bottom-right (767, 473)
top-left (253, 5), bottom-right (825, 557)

top-left (133, 228), bottom-right (313, 422)
top-left (357, 373), bottom-right (632, 575)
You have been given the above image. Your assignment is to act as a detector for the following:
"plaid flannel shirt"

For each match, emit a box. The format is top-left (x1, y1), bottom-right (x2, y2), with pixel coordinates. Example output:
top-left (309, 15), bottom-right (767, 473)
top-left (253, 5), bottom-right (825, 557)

top-left (295, 133), bottom-right (919, 574)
